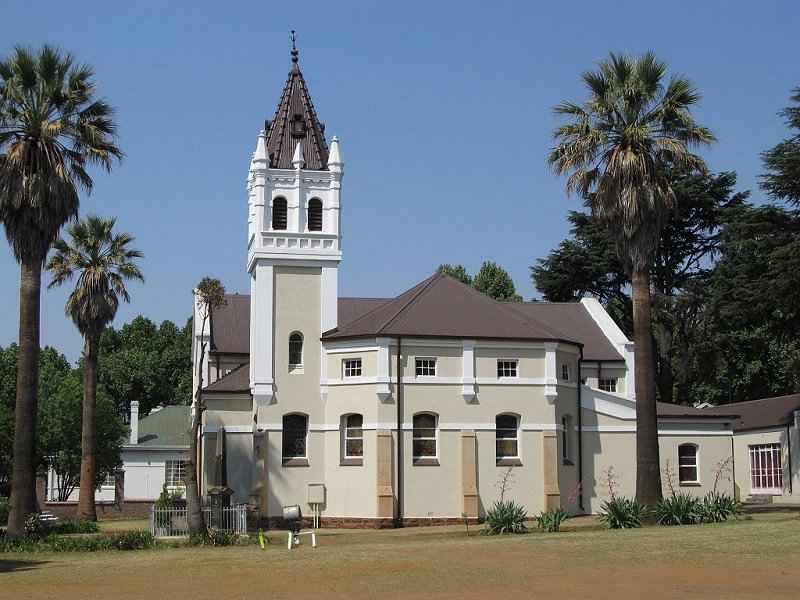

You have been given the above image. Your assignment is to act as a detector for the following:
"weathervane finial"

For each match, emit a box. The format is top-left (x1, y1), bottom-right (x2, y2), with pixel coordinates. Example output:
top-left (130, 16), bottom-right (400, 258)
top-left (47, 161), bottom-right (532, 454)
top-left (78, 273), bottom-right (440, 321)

top-left (290, 30), bottom-right (299, 68)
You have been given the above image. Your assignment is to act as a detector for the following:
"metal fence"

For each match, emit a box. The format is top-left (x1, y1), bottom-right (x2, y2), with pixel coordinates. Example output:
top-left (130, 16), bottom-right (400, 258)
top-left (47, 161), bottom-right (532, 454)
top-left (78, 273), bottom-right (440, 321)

top-left (150, 504), bottom-right (248, 537)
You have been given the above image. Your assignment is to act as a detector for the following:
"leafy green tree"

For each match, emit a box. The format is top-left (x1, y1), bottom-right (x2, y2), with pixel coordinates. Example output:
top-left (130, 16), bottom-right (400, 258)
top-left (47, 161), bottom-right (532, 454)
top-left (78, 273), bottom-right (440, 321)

top-left (473, 261), bottom-right (522, 302)
top-left (761, 87), bottom-right (800, 205)
top-left (39, 373), bottom-right (125, 502)
top-left (0, 46), bottom-right (122, 536)
top-left (47, 216), bottom-right (143, 520)
top-left (437, 264), bottom-right (472, 286)
top-left (548, 52), bottom-right (714, 505)
top-left (98, 316), bottom-right (193, 415)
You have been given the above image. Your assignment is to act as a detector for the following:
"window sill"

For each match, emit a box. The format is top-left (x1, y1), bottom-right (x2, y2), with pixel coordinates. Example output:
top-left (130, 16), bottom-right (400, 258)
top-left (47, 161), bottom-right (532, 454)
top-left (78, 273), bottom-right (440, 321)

top-left (282, 458), bottom-right (309, 467)
top-left (340, 458), bottom-right (363, 466)
top-left (679, 482), bottom-right (701, 487)
top-left (412, 458), bottom-right (440, 466)
top-left (496, 458), bottom-right (523, 467)
top-left (288, 366), bottom-right (304, 374)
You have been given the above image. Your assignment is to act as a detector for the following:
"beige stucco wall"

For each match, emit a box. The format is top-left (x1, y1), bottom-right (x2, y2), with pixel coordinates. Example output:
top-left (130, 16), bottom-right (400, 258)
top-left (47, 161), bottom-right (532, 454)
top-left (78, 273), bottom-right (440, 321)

top-left (732, 428), bottom-right (800, 503)
top-left (402, 345), bottom-right (462, 378)
top-left (475, 346), bottom-right (545, 379)
top-left (327, 350), bottom-right (377, 379)
top-left (658, 431), bottom-right (735, 498)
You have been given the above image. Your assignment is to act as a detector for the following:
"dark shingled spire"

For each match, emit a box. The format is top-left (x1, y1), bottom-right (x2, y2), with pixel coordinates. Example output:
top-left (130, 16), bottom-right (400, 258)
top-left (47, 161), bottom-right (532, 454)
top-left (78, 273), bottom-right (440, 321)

top-left (264, 32), bottom-right (329, 170)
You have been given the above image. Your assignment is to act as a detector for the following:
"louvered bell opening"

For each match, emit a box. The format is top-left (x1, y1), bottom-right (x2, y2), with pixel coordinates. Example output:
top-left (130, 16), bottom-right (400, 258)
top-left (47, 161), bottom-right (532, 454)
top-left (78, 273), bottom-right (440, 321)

top-left (307, 199), bottom-right (322, 231)
top-left (272, 198), bottom-right (288, 230)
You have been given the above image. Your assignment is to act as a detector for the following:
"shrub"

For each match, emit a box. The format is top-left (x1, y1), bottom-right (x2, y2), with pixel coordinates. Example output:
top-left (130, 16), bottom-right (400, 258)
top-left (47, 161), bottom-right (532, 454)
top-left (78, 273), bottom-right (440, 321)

top-left (52, 519), bottom-right (100, 535)
top-left (0, 530), bottom-right (156, 553)
top-left (110, 530), bottom-right (155, 550)
top-left (24, 513), bottom-right (51, 539)
top-left (654, 493), bottom-right (700, 526)
top-left (697, 492), bottom-right (741, 523)
top-left (598, 497), bottom-right (646, 529)
top-left (205, 527), bottom-right (236, 546)
top-left (483, 500), bottom-right (528, 535)
top-left (0, 497), bottom-right (8, 526)
top-left (536, 508), bottom-right (568, 533)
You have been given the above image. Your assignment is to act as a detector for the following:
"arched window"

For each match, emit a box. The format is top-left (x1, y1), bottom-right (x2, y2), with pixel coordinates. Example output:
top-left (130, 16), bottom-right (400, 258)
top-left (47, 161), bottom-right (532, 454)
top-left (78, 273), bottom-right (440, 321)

top-left (341, 414), bottom-right (364, 460)
top-left (412, 413), bottom-right (438, 461)
top-left (282, 413), bottom-right (308, 462)
top-left (307, 198), bottom-right (322, 231)
top-left (289, 332), bottom-right (303, 368)
top-left (678, 444), bottom-right (699, 484)
top-left (496, 414), bottom-right (519, 461)
top-left (272, 197), bottom-right (287, 230)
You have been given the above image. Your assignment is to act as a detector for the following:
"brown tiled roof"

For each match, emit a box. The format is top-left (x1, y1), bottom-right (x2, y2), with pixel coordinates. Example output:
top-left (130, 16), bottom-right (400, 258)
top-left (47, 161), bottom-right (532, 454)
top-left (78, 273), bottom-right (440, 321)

top-left (322, 273), bottom-right (580, 344)
top-left (264, 53), bottom-right (329, 170)
top-left (656, 402), bottom-right (738, 420)
top-left (508, 302), bottom-right (623, 362)
top-left (701, 394), bottom-right (800, 431)
top-left (209, 295), bottom-right (388, 355)
top-left (204, 362), bottom-right (250, 394)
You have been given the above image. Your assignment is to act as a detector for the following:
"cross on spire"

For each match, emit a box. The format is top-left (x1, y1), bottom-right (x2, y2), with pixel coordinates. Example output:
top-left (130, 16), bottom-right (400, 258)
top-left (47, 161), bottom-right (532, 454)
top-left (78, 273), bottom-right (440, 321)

top-left (290, 30), bottom-right (299, 70)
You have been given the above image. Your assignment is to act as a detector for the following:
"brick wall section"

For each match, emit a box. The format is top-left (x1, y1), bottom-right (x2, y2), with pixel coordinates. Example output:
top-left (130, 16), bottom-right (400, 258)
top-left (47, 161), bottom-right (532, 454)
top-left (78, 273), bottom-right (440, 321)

top-left (36, 477), bottom-right (153, 521)
top-left (252, 515), bottom-right (480, 530)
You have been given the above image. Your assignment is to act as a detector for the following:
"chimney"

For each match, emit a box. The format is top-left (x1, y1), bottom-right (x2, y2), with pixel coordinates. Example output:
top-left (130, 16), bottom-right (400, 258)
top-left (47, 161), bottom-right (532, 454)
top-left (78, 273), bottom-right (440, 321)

top-left (129, 401), bottom-right (139, 445)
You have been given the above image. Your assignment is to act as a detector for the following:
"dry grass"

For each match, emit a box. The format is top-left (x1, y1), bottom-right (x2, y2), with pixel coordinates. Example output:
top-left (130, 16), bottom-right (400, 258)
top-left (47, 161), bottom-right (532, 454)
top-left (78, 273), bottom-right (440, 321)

top-left (3, 512), bottom-right (800, 599)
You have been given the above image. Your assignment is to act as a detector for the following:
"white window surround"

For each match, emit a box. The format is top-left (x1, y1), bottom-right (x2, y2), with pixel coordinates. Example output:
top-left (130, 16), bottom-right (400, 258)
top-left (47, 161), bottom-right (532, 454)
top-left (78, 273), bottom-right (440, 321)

top-left (678, 443), bottom-right (700, 484)
top-left (341, 414), bottom-right (364, 459)
top-left (415, 357), bottom-right (437, 377)
top-left (342, 358), bottom-right (362, 378)
top-left (497, 359), bottom-right (518, 378)
top-left (412, 413), bottom-right (438, 461)
top-left (749, 443), bottom-right (783, 494)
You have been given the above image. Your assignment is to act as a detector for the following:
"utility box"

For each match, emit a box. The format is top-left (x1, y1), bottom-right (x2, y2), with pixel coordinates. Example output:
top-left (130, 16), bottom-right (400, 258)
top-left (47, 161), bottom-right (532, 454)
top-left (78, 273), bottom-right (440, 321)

top-left (307, 483), bottom-right (326, 505)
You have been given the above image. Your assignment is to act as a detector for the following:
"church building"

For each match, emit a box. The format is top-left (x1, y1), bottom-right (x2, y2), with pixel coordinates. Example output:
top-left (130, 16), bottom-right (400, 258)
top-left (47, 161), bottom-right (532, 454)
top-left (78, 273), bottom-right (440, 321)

top-left (192, 44), bottom-right (737, 527)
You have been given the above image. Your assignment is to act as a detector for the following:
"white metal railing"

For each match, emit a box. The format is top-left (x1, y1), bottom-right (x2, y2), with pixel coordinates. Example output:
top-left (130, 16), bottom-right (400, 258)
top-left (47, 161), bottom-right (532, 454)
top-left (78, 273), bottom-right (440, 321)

top-left (150, 504), bottom-right (248, 537)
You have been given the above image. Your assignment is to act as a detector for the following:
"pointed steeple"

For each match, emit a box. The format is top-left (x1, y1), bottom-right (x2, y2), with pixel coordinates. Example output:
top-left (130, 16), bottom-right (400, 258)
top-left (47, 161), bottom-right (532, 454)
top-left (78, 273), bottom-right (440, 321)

top-left (263, 32), bottom-right (330, 170)
top-left (328, 135), bottom-right (343, 171)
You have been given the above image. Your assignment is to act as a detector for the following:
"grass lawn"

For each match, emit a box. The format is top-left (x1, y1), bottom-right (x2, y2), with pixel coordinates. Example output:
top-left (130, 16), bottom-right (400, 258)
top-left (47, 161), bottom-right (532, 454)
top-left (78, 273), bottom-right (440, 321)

top-left (2, 512), bottom-right (799, 600)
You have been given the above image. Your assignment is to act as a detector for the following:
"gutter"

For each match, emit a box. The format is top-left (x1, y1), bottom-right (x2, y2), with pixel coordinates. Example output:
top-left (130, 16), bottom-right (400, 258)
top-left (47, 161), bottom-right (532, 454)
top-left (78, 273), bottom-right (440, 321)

top-left (395, 336), bottom-right (404, 528)
top-left (577, 347), bottom-right (584, 512)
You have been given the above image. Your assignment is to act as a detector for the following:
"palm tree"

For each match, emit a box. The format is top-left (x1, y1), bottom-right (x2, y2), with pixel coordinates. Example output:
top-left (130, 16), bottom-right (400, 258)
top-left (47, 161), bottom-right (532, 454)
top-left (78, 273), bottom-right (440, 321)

top-left (548, 52), bottom-right (714, 505)
top-left (0, 46), bottom-right (122, 535)
top-left (47, 216), bottom-right (142, 520)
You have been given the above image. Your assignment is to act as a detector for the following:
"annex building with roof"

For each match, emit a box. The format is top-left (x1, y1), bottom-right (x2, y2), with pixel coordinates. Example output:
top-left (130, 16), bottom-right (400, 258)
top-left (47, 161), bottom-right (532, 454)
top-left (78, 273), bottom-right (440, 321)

top-left (191, 45), bottom-right (738, 525)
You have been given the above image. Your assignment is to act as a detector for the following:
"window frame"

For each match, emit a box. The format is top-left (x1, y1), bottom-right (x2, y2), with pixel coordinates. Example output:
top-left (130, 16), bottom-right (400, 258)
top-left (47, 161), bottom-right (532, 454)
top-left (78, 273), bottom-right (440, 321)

top-left (342, 358), bottom-right (362, 378)
top-left (288, 331), bottom-right (304, 370)
top-left (412, 412), bottom-right (439, 464)
top-left (271, 197), bottom-right (288, 230)
top-left (341, 413), bottom-right (364, 463)
top-left (497, 359), bottom-right (518, 379)
top-left (749, 443), bottom-right (784, 494)
top-left (414, 357), bottom-right (437, 377)
top-left (677, 443), bottom-right (700, 485)
top-left (598, 377), bottom-right (617, 393)
top-left (561, 363), bottom-right (570, 381)
top-left (282, 413), bottom-right (309, 465)
top-left (164, 460), bottom-right (187, 489)
top-left (495, 413), bottom-right (520, 464)
top-left (307, 198), bottom-right (323, 232)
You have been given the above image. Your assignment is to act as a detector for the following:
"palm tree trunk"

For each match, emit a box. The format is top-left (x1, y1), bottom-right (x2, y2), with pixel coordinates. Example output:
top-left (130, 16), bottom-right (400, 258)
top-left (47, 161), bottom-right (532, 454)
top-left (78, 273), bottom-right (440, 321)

top-left (632, 268), bottom-right (663, 505)
top-left (7, 258), bottom-right (43, 537)
top-left (77, 335), bottom-right (99, 521)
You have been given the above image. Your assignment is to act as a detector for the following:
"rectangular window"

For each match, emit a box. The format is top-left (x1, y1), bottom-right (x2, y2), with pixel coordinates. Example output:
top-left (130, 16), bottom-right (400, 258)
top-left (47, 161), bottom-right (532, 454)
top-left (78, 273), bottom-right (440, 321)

top-left (497, 360), bottom-right (518, 378)
top-left (495, 414), bottom-right (519, 460)
top-left (343, 358), bottom-right (362, 378)
top-left (561, 416), bottom-right (572, 462)
top-left (165, 460), bottom-right (187, 488)
top-left (412, 414), bottom-right (437, 459)
top-left (282, 414), bottom-right (308, 460)
top-left (343, 414), bottom-right (363, 459)
top-left (598, 378), bottom-right (617, 392)
top-left (749, 443), bottom-right (783, 493)
top-left (678, 444), bottom-right (699, 483)
top-left (561, 364), bottom-right (570, 381)
top-left (415, 357), bottom-right (436, 377)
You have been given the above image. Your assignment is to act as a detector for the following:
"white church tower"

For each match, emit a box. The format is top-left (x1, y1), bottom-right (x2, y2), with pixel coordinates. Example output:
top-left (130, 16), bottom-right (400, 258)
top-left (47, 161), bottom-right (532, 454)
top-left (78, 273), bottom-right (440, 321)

top-left (247, 38), bottom-right (343, 410)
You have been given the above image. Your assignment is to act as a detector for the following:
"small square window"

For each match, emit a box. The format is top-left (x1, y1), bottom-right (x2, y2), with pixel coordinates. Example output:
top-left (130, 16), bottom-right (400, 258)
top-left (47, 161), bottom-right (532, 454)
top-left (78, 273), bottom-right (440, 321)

top-left (561, 364), bottom-right (570, 381)
top-left (343, 358), bottom-right (362, 378)
top-left (415, 358), bottom-right (436, 377)
top-left (497, 360), bottom-right (518, 378)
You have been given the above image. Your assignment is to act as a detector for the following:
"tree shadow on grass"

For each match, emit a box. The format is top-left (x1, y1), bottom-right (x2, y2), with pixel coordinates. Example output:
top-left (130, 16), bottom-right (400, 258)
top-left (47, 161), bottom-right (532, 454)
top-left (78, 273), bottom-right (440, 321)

top-left (0, 558), bottom-right (50, 573)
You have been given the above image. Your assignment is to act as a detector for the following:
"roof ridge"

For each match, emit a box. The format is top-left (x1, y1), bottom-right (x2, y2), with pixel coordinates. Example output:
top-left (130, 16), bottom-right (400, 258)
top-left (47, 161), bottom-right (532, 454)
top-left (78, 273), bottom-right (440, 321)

top-left (706, 393), bottom-right (800, 408)
top-left (377, 273), bottom-right (442, 334)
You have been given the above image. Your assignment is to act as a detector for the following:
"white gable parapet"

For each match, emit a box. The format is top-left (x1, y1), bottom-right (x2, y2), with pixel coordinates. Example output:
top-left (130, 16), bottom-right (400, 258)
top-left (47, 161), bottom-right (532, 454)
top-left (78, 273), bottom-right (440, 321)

top-left (580, 297), bottom-right (636, 400)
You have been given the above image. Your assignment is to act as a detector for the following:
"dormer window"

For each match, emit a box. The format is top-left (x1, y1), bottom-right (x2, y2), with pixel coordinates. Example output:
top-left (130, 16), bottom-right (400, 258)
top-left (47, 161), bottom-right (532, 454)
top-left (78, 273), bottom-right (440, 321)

top-left (291, 114), bottom-right (306, 138)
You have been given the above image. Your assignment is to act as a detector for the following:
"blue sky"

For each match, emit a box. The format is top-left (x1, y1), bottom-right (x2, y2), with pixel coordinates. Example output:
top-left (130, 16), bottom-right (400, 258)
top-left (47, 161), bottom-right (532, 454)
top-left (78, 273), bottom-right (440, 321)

top-left (1, 1), bottom-right (797, 362)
